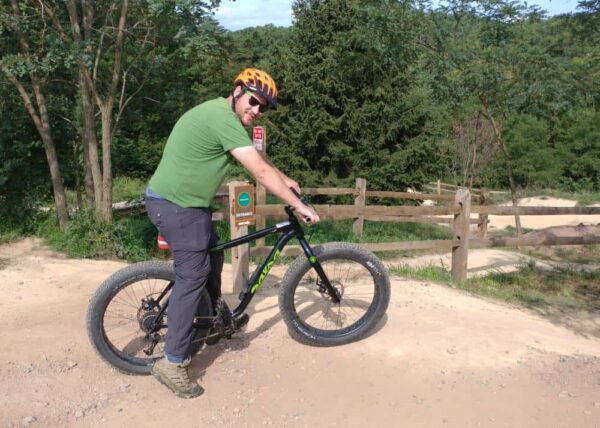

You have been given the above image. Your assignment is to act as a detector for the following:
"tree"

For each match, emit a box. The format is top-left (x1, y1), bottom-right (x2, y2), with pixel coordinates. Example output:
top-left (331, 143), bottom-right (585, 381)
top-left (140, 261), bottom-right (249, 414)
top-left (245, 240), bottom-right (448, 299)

top-left (270, 0), bottom-right (438, 191)
top-left (3, 0), bottom-right (225, 225)
top-left (0, 0), bottom-right (71, 230)
top-left (422, 0), bottom-right (553, 235)
top-left (449, 113), bottom-right (499, 187)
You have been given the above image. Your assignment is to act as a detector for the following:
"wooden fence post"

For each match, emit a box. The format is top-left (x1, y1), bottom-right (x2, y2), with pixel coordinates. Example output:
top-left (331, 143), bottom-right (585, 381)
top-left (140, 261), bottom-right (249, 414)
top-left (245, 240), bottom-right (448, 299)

top-left (255, 183), bottom-right (266, 248)
top-left (353, 178), bottom-right (367, 236)
top-left (451, 188), bottom-right (471, 283)
top-left (254, 128), bottom-right (267, 248)
top-left (225, 181), bottom-right (249, 295)
top-left (478, 189), bottom-right (490, 238)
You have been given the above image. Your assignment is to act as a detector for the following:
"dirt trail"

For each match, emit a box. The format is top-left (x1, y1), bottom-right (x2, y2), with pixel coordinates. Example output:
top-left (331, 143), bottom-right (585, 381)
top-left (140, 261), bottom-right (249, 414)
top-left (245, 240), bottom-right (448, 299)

top-left (1, 238), bottom-right (599, 428)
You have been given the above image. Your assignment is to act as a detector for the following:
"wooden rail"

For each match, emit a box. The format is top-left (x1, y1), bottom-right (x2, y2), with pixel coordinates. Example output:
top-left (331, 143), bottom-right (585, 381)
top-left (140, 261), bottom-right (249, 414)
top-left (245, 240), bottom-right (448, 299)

top-left (249, 240), bottom-right (455, 258)
top-left (256, 204), bottom-right (461, 218)
top-left (121, 180), bottom-right (599, 290)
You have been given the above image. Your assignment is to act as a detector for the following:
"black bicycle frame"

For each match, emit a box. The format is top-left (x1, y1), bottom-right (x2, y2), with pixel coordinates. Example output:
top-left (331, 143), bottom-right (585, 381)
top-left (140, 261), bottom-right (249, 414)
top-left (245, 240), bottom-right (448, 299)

top-left (210, 206), bottom-right (340, 318)
top-left (149, 206), bottom-right (340, 331)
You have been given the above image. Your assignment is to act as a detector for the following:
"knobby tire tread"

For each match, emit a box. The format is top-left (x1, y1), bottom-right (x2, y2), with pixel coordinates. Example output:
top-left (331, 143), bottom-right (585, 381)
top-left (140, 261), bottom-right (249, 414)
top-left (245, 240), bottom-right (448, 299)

top-left (278, 242), bottom-right (390, 347)
top-left (86, 260), bottom-right (212, 375)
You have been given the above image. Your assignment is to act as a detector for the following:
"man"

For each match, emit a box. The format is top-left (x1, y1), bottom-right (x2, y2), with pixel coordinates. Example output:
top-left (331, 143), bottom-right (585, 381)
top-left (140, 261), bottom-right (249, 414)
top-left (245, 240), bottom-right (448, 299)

top-left (145, 68), bottom-right (320, 398)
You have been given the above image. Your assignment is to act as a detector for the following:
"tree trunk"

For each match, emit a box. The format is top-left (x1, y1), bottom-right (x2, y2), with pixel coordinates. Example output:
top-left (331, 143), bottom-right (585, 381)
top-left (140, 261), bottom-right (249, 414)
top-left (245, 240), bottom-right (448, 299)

top-left (480, 104), bottom-right (522, 237)
top-left (97, 0), bottom-right (128, 222)
top-left (79, 69), bottom-right (103, 209)
top-left (100, 106), bottom-right (113, 221)
top-left (32, 80), bottom-right (70, 230)
top-left (67, 0), bottom-right (102, 211)
top-left (498, 136), bottom-right (522, 236)
top-left (72, 140), bottom-right (82, 209)
top-left (2, 70), bottom-right (68, 230)
top-left (6, 0), bottom-right (69, 230)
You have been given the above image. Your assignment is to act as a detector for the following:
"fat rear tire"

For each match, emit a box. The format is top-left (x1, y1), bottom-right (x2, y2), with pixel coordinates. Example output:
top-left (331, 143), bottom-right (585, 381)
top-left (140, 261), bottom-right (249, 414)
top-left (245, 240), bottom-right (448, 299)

top-left (87, 261), bottom-right (212, 375)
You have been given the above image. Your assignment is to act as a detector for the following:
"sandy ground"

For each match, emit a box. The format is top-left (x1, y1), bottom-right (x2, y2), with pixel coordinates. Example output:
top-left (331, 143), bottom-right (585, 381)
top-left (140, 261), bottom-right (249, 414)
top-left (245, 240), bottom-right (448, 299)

top-left (486, 196), bottom-right (600, 230)
top-left (406, 196), bottom-right (600, 277)
top-left (1, 234), bottom-right (599, 428)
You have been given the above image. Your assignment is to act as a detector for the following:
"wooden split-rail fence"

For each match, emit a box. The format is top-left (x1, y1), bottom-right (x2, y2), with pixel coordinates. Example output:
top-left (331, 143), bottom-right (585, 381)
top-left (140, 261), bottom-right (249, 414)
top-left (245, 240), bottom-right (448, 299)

top-left (215, 180), bottom-right (600, 294)
top-left (117, 179), bottom-right (600, 294)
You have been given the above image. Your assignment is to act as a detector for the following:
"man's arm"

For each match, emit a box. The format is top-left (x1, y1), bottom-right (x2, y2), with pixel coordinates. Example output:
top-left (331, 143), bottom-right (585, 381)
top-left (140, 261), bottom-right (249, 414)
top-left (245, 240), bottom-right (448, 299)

top-left (258, 152), bottom-right (300, 193)
top-left (230, 146), bottom-right (319, 223)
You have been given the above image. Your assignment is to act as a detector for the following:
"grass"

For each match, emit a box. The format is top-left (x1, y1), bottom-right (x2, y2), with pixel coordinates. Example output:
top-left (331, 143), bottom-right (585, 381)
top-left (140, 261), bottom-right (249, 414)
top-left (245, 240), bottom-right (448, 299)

top-left (35, 208), bottom-right (160, 262)
top-left (523, 244), bottom-right (600, 264)
top-left (64, 176), bottom-right (147, 207)
top-left (112, 176), bottom-right (147, 202)
top-left (0, 229), bottom-right (24, 245)
top-left (0, 258), bottom-right (8, 270)
top-left (259, 219), bottom-right (452, 246)
top-left (389, 259), bottom-right (600, 312)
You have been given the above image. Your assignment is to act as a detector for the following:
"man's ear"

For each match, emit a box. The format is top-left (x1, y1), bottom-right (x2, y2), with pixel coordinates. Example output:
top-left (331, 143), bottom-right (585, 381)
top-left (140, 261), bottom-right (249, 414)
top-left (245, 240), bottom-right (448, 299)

top-left (232, 85), bottom-right (243, 97)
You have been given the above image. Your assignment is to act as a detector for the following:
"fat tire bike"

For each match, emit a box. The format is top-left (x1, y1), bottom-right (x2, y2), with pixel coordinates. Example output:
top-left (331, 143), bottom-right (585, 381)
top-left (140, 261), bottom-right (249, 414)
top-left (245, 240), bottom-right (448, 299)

top-left (87, 198), bottom-right (391, 375)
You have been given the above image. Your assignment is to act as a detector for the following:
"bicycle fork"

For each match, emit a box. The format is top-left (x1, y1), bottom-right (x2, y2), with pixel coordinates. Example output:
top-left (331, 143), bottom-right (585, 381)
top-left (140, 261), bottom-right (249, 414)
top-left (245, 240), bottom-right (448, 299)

top-left (298, 237), bottom-right (341, 304)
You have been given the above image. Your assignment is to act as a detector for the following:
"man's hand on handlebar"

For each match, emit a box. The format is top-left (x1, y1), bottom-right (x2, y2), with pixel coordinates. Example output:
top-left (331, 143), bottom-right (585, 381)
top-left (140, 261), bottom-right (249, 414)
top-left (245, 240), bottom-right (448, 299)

top-left (295, 203), bottom-right (320, 225)
top-left (290, 187), bottom-right (320, 224)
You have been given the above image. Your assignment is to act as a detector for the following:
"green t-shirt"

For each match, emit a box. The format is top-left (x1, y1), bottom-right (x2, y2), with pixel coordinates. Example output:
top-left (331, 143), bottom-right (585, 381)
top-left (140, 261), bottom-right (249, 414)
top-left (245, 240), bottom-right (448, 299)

top-left (149, 98), bottom-right (252, 207)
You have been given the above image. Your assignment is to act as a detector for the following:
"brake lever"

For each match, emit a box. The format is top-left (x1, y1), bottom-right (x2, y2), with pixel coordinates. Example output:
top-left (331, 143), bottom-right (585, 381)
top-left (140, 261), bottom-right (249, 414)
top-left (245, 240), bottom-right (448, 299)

top-left (290, 187), bottom-right (309, 206)
top-left (289, 187), bottom-right (312, 223)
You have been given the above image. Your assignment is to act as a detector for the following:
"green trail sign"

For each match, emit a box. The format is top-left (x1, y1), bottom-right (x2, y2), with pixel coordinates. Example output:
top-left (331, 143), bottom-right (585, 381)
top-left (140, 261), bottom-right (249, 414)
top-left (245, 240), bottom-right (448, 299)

top-left (233, 184), bottom-right (255, 226)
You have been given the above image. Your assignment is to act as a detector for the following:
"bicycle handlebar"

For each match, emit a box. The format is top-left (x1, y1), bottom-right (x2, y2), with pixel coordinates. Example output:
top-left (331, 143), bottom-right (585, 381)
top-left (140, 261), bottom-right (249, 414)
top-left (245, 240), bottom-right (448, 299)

top-left (289, 187), bottom-right (313, 223)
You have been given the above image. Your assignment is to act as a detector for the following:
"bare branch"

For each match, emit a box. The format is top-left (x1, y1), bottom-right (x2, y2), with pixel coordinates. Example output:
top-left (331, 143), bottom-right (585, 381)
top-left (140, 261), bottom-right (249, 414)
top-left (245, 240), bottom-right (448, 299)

top-left (93, 2), bottom-right (117, 82)
top-left (54, 112), bottom-right (79, 131)
top-left (65, 0), bottom-right (83, 43)
top-left (36, 0), bottom-right (70, 44)
top-left (107, 0), bottom-right (129, 105)
top-left (112, 70), bottom-right (148, 136)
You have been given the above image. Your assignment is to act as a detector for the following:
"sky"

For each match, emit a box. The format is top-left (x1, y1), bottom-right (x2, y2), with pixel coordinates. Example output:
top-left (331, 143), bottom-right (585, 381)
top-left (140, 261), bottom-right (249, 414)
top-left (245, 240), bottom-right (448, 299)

top-left (214, 0), bottom-right (582, 31)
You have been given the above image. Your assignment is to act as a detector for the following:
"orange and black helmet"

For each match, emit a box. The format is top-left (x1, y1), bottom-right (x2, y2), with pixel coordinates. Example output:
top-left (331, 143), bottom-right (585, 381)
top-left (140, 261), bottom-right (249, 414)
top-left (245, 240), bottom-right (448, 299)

top-left (234, 68), bottom-right (278, 108)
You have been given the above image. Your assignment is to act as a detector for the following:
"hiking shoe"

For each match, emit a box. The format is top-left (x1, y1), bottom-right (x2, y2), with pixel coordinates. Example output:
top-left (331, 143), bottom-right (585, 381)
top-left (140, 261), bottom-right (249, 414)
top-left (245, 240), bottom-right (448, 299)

top-left (151, 357), bottom-right (203, 399)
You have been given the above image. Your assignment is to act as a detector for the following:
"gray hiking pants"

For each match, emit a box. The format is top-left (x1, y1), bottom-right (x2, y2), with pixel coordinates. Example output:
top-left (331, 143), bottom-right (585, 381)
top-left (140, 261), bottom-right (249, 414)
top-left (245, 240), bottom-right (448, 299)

top-left (145, 196), bottom-right (223, 360)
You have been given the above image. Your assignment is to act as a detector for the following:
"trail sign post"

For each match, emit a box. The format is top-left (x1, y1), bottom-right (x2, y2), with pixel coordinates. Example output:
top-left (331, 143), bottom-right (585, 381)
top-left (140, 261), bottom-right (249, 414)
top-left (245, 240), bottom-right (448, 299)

top-left (233, 184), bottom-right (256, 226)
top-left (253, 126), bottom-right (268, 247)
top-left (253, 126), bottom-right (265, 152)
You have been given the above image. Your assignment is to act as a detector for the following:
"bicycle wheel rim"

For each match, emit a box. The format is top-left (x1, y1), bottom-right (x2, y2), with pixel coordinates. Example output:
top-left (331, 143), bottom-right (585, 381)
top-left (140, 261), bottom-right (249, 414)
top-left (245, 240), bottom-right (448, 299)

top-left (291, 256), bottom-right (379, 337)
top-left (101, 276), bottom-right (173, 366)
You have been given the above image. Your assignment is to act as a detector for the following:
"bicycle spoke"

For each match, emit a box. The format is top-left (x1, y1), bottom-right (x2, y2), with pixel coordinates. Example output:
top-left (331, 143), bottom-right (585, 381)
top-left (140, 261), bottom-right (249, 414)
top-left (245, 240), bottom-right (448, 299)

top-left (293, 256), bottom-right (376, 333)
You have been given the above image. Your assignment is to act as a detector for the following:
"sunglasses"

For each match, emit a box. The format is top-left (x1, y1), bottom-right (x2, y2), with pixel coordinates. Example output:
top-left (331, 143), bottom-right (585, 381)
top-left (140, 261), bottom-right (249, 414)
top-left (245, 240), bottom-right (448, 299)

top-left (244, 89), bottom-right (269, 113)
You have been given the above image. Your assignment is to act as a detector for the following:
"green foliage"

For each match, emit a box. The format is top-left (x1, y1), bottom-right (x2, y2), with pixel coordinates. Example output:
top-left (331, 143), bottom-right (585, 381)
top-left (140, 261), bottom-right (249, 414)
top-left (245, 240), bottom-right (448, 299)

top-left (267, 0), bottom-right (442, 189)
top-left (36, 209), bottom-right (156, 262)
top-left (558, 109), bottom-right (600, 190)
top-left (500, 115), bottom-right (559, 188)
top-left (112, 176), bottom-right (147, 202)
top-left (3, 0), bottom-right (600, 246)
top-left (0, 79), bottom-right (52, 236)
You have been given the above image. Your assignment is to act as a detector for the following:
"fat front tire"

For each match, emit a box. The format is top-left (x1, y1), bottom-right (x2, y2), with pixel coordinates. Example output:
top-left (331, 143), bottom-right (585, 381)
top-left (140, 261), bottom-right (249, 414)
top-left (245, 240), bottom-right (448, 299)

top-left (87, 261), bottom-right (213, 375)
top-left (279, 242), bottom-right (390, 346)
